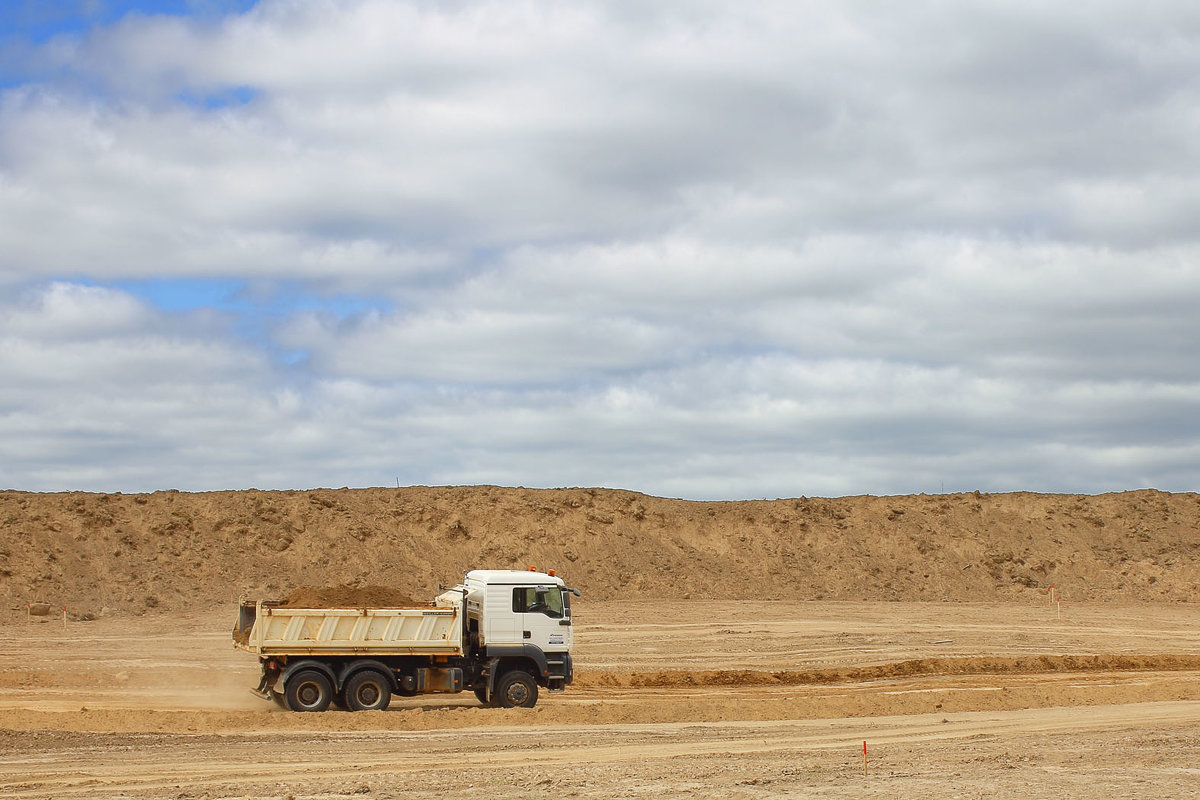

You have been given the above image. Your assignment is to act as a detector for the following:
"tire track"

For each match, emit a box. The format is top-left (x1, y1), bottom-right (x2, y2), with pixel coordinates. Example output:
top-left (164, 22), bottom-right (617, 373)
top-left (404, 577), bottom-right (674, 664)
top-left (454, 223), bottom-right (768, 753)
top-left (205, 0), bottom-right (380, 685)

top-left (576, 653), bottom-right (1200, 688)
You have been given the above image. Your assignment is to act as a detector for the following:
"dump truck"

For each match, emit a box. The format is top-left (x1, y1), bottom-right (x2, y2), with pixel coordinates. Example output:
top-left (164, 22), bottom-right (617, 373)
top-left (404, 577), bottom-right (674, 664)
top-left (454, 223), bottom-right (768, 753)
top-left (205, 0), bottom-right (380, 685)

top-left (233, 569), bottom-right (578, 712)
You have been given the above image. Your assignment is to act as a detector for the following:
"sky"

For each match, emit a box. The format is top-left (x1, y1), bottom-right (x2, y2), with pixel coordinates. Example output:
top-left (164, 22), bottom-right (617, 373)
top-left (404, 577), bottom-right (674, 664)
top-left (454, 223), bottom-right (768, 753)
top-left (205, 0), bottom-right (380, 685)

top-left (2, 0), bottom-right (1199, 499)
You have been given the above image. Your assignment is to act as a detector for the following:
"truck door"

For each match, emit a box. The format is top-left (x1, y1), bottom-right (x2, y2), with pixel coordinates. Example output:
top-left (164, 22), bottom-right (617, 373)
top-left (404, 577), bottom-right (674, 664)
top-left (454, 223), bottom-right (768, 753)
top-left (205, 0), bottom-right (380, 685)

top-left (513, 585), bottom-right (569, 651)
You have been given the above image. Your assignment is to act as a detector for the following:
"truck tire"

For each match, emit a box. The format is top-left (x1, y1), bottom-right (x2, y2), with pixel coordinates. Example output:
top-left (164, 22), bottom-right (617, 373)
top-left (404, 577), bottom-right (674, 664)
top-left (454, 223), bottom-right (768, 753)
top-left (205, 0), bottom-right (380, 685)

top-left (473, 685), bottom-right (492, 706)
top-left (494, 670), bottom-right (538, 708)
top-left (344, 670), bottom-right (392, 712)
top-left (284, 669), bottom-right (334, 712)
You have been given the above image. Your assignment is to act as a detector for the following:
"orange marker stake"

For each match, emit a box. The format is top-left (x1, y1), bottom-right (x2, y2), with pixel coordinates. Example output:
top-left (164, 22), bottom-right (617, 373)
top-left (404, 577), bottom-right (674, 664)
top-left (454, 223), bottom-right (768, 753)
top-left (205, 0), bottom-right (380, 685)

top-left (863, 740), bottom-right (868, 776)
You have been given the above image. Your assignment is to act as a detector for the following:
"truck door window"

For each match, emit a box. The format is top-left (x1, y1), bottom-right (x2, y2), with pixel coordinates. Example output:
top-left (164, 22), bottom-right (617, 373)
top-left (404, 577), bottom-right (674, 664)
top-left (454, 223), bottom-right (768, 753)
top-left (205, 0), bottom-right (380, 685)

top-left (512, 587), bottom-right (564, 618)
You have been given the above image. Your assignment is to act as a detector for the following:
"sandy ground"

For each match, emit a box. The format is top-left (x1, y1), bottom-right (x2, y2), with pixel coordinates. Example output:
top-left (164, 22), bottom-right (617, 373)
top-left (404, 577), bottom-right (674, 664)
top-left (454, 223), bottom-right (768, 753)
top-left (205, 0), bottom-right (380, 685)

top-left (5, 599), bottom-right (1200, 798)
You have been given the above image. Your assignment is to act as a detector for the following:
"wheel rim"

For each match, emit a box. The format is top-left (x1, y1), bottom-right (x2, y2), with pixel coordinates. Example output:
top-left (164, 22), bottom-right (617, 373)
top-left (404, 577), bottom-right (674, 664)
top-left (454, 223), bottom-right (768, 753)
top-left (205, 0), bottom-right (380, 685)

top-left (357, 683), bottom-right (380, 706)
top-left (505, 681), bottom-right (529, 706)
top-left (297, 681), bottom-right (322, 708)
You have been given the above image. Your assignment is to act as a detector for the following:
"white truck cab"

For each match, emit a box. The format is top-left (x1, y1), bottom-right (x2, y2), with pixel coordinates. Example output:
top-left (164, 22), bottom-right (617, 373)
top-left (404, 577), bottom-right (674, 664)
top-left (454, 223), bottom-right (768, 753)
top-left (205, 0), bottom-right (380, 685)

top-left (458, 569), bottom-right (578, 702)
top-left (462, 569), bottom-right (576, 650)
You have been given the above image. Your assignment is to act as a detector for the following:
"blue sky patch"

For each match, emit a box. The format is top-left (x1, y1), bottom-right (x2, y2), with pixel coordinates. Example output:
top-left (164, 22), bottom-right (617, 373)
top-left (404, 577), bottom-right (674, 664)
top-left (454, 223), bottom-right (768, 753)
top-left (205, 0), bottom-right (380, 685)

top-left (1, 1), bottom-right (260, 89)
top-left (175, 85), bottom-right (259, 109)
top-left (81, 277), bottom-right (394, 370)
top-left (107, 277), bottom-right (244, 312)
top-left (0, 1), bottom-right (259, 44)
top-left (102, 277), bottom-right (394, 319)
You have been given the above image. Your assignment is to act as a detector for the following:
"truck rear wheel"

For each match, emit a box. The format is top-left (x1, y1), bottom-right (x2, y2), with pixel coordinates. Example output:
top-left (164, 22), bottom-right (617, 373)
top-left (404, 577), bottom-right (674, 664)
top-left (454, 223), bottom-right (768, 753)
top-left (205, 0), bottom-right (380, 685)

top-left (344, 670), bottom-right (392, 712)
top-left (473, 685), bottom-right (492, 706)
top-left (494, 670), bottom-right (538, 708)
top-left (284, 669), bottom-right (333, 712)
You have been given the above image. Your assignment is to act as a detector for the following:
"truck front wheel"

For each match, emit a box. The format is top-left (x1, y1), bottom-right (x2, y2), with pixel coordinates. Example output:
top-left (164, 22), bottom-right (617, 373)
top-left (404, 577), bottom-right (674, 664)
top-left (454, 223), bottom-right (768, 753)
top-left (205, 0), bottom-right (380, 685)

top-left (494, 670), bottom-right (538, 708)
top-left (284, 669), bottom-right (333, 712)
top-left (344, 670), bottom-right (392, 712)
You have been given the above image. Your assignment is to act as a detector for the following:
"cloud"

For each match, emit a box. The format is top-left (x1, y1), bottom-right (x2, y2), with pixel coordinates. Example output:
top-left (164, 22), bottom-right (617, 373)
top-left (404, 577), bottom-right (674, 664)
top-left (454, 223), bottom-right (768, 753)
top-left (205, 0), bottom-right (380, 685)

top-left (4, 278), bottom-right (1199, 496)
top-left (1, 1), bottom-right (1199, 496)
top-left (8, 1), bottom-right (1200, 273)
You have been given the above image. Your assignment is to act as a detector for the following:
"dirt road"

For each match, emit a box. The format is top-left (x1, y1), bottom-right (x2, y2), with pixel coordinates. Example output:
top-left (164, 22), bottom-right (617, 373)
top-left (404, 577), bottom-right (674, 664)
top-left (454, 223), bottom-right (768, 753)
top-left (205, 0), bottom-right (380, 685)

top-left (4, 600), bottom-right (1200, 798)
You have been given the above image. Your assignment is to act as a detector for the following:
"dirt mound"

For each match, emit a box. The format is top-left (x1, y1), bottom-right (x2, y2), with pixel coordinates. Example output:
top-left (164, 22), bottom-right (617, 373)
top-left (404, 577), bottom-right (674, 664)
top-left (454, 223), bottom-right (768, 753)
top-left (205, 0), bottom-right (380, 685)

top-left (576, 654), bottom-right (1200, 689)
top-left (2, 486), bottom-right (1200, 618)
top-left (278, 586), bottom-right (424, 608)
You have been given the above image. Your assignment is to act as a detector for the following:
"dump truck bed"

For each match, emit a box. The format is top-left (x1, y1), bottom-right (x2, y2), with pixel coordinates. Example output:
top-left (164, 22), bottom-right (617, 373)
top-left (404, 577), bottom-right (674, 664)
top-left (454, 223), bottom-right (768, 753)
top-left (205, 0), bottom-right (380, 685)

top-left (234, 599), bottom-right (464, 657)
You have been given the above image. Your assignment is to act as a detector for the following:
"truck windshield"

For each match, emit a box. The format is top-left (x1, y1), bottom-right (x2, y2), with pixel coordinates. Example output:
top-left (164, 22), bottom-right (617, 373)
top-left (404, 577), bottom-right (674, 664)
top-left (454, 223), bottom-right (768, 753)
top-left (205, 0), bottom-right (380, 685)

top-left (512, 586), bottom-right (564, 618)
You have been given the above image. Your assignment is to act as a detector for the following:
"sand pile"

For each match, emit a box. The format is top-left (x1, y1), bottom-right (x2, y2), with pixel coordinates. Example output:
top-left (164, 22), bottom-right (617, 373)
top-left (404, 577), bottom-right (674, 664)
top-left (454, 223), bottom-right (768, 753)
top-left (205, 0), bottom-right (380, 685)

top-left (2, 486), bottom-right (1199, 618)
top-left (278, 586), bottom-right (423, 608)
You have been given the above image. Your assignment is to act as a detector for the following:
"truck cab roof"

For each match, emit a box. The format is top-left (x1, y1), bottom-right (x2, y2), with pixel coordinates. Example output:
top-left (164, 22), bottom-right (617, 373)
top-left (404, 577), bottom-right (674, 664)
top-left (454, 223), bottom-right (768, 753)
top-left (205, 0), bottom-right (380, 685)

top-left (464, 569), bottom-right (566, 587)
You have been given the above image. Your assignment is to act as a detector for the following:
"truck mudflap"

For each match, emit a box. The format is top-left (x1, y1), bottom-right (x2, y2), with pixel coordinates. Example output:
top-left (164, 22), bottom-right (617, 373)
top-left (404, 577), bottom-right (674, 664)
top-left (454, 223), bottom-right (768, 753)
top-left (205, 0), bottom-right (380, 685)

top-left (251, 674), bottom-right (272, 701)
top-left (250, 658), bottom-right (284, 703)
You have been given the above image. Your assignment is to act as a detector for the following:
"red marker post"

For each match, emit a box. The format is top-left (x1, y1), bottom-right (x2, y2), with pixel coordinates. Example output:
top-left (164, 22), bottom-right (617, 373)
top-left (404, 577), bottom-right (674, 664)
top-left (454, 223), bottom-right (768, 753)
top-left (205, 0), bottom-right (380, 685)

top-left (863, 740), bottom-right (868, 776)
